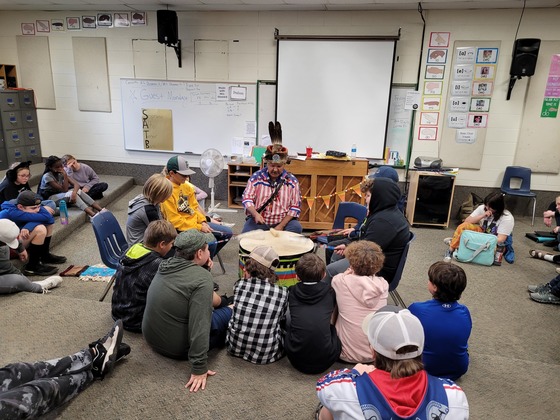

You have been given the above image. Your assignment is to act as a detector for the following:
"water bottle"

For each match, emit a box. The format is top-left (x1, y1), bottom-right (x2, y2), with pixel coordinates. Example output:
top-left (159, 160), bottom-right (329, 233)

top-left (351, 143), bottom-right (357, 158)
top-left (59, 200), bottom-right (68, 225)
top-left (493, 242), bottom-right (505, 266)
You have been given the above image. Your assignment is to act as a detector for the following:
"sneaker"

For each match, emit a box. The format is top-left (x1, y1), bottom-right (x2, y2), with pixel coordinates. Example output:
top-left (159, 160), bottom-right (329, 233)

top-left (530, 290), bottom-right (560, 305)
top-left (543, 240), bottom-right (558, 247)
top-left (116, 342), bottom-right (131, 362)
top-left (443, 237), bottom-right (452, 246)
top-left (213, 282), bottom-right (220, 292)
top-left (23, 263), bottom-right (58, 276)
top-left (89, 320), bottom-right (124, 380)
top-left (34, 276), bottom-right (63, 292)
top-left (42, 253), bottom-right (67, 264)
top-left (527, 283), bottom-right (551, 293)
top-left (556, 267), bottom-right (560, 275)
top-left (443, 249), bottom-right (453, 263)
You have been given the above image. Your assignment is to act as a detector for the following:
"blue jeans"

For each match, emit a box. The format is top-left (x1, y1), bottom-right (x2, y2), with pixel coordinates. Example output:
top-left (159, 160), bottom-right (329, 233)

top-left (208, 222), bottom-right (233, 257)
top-left (209, 307), bottom-right (233, 349)
top-left (241, 218), bottom-right (302, 234)
top-left (549, 275), bottom-right (560, 297)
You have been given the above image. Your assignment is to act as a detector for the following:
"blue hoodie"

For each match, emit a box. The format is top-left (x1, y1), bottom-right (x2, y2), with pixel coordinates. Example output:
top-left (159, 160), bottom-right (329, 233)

top-left (0, 201), bottom-right (55, 232)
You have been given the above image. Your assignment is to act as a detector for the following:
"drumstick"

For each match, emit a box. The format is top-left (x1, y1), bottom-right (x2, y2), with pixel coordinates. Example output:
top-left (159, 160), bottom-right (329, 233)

top-left (269, 228), bottom-right (280, 237)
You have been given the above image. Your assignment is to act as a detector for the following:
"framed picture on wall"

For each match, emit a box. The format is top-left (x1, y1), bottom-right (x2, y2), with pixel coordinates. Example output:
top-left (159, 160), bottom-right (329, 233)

top-left (420, 112), bottom-right (439, 126)
top-left (467, 113), bottom-right (488, 128)
top-left (131, 12), bottom-right (146, 26)
top-left (21, 23), bottom-right (35, 35)
top-left (455, 47), bottom-right (476, 64)
top-left (472, 81), bottom-right (494, 96)
top-left (423, 80), bottom-right (443, 95)
top-left (51, 19), bottom-right (65, 31)
top-left (429, 32), bottom-right (450, 48)
top-left (97, 13), bottom-right (113, 27)
top-left (474, 64), bottom-right (496, 79)
top-left (418, 126), bottom-right (438, 140)
top-left (470, 98), bottom-right (491, 112)
top-left (36, 20), bottom-right (50, 33)
top-left (422, 96), bottom-right (441, 111)
top-left (425, 65), bottom-right (445, 79)
top-left (66, 17), bottom-right (80, 30)
top-left (114, 13), bottom-right (130, 27)
top-left (477, 48), bottom-right (499, 63)
top-left (427, 49), bottom-right (448, 63)
top-left (82, 16), bottom-right (96, 29)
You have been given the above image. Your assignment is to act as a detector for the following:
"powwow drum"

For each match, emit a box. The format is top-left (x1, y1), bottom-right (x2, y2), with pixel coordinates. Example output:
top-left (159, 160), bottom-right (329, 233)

top-left (239, 229), bottom-right (314, 287)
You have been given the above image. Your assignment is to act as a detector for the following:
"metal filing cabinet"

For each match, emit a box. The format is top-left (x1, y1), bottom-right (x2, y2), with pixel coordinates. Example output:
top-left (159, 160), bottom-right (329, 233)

top-left (0, 89), bottom-right (42, 170)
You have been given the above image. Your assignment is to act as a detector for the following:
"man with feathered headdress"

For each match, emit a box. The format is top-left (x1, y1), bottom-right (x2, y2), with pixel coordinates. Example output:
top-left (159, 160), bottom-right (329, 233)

top-left (241, 122), bottom-right (302, 233)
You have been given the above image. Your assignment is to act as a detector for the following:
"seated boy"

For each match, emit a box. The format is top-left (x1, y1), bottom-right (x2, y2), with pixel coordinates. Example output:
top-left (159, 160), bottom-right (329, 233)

top-left (285, 253), bottom-right (341, 374)
top-left (227, 245), bottom-right (288, 364)
top-left (0, 191), bottom-right (66, 276)
top-left (409, 261), bottom-right (472, 380)
top-left (62, 154), bottom-right (108, 200)
top-left (316, 305), bottom-right (469, 419)
top-left (111, 220), bottom-right (177, 332)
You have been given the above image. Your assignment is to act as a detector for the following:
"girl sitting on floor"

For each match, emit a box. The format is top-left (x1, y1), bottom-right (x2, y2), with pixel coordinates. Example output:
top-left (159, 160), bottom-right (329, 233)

top-left (38, 156), bottom-right (105, 219)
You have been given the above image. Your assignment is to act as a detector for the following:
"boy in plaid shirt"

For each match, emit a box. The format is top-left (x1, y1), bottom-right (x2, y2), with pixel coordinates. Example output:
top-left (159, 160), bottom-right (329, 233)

top-left (227, 245), bottom-right (288, 364)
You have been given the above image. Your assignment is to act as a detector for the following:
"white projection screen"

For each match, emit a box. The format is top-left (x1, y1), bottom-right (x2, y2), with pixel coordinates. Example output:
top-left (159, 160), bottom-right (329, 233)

top-left (276, 38), bottom-right (396, 159)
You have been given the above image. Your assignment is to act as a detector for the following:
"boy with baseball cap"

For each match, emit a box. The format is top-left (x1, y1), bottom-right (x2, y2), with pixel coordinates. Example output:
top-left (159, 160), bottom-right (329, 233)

top-left (142, 229), bottom-right (232, 393)
top-left (0, 218), bottom-right (62, 294)
top-left (161, 155), bottom-right (232, 258)
top-left (316, 305), bottom-right (469, 419)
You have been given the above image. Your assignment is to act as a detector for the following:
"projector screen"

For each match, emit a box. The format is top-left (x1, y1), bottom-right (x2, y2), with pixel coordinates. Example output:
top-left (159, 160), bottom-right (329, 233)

top-left (276, 38), bottom-right (396, 159)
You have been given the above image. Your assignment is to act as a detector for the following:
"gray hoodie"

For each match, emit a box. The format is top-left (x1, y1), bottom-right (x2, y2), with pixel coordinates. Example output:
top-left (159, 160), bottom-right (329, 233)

top-left (125, 194), bottom-right (161, 246)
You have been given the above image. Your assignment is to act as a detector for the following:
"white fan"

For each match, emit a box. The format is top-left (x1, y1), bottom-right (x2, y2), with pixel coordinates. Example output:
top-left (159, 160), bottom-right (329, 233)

top-left (200, 148), bottom-right (236, 213)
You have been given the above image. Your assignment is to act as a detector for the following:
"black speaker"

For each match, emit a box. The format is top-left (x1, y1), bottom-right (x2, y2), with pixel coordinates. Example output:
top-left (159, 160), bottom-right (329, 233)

top-left (157, 10), bottom-right (178, 45)
top-left (510, 38), bottom-right (541, 77)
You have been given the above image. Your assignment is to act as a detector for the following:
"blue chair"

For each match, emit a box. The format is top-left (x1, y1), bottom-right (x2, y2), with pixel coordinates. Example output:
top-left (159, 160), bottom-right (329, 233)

top-left (388, 231), bottom-right (416, 308)
top-left (91, 211), bottom-right (129, 302)
top-left (500, 166), bottom-right (536, 226)
top-left (315, 202), bottom-right (367, 249)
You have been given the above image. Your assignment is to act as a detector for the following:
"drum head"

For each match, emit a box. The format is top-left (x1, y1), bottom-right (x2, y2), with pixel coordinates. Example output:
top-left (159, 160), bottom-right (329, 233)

top-left (239, 230), bottom-right (313, 257)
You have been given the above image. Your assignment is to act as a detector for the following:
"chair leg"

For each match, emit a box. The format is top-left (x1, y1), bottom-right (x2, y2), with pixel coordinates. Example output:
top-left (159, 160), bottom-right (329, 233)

top-left (389, 290), bottom-right (407, 308)
top-left (99, 273), bottom-right (116, 302)
top-left (216, 253), bottom-right (226, 275)
top-left (531, 197), bottom-right (536, 227)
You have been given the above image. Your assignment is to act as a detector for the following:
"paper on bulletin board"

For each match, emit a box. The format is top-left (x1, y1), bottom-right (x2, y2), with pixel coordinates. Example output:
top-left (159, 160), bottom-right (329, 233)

top-left (142, 109), bottom-right (173, 150)
top-left (231, 137), bottom-right (255, 156)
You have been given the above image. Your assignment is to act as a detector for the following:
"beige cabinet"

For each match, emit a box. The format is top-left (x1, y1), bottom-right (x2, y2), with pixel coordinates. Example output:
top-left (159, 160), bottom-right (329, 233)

top-left (406, 171), bottom-right (456, 228)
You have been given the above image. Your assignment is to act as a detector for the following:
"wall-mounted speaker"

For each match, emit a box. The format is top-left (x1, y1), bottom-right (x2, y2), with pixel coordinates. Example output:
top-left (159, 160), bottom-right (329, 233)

top-left (157, 10), bottom-right (178, 46)
top-left (510, 38), bottom-right (541, 77)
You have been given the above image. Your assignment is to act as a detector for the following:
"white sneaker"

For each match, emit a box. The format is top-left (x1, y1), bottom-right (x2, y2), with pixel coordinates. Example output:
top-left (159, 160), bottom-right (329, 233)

top-left (34, 276), bottom-right (63, 293)
top-left (443, 249), bottom-right (453, 263)
top-left (443, 237), bottom-right (452, 246)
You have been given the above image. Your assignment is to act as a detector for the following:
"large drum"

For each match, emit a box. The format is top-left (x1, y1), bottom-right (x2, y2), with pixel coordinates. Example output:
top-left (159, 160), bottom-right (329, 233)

top-left (239, 230), bottom-right (314, 287)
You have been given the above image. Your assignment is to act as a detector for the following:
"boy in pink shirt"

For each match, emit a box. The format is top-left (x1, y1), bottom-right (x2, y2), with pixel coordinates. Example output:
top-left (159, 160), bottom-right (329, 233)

top-left (331, 241), bottom-right (388, 363)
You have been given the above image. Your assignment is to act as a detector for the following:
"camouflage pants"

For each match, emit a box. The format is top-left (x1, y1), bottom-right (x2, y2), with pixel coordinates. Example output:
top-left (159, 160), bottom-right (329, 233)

top-left (0, 348), bottom-right (94, 419)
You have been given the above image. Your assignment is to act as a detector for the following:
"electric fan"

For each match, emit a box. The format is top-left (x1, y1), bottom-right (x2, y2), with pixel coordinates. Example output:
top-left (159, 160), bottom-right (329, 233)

top-left (200, 148), bottom-right (236, 213)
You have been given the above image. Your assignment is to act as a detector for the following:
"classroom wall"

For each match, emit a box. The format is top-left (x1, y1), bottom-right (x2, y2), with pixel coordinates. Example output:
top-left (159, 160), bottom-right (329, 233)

top-left (0, 8), bottom-right (559, 191)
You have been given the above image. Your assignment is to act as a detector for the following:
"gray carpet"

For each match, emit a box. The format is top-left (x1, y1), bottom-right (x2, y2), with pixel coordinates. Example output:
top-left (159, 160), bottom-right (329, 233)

top-left (1, 184), bottom-right (559, 419)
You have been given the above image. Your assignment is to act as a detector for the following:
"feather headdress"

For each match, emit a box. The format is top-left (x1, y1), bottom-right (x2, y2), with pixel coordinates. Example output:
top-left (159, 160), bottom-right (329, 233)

top-left (264, 121), bottom-right (289, 164)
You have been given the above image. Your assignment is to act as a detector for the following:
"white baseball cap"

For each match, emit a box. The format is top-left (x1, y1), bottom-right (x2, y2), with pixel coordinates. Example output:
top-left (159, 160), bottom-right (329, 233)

top-left (0, 219), bottom-right (21, 249)
top-left (362, 305), bottom-right (424, 360)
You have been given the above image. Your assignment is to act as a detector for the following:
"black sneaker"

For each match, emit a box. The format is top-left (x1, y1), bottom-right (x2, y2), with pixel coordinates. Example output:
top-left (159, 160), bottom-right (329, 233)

top-left (42, 253), bottom-right (67, 264)
top-left (23, 263), bottom-right (58, 276)
top-left (116, 342), bottom-right (131, 361)
top-left (89, 320), bottom-right (124, 380)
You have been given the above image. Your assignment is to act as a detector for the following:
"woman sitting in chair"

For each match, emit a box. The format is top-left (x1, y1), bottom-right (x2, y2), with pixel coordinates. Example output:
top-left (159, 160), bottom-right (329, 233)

top-left (443, 192), bottom-right (514, 262)
top-left (324, 177), bottom-right (409, 286)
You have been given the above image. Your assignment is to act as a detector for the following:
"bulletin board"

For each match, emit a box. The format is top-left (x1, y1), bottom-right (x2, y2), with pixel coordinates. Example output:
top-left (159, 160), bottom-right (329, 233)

top-left (120, 78), bottom-right (257, 154)
top-left (440, 41), bottom-right (501, 169)
top-left (514, 41), bottom-right (560, 173)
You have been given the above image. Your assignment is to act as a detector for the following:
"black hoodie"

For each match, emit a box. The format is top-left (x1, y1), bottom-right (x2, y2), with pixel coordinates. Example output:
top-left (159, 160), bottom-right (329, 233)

top-left (284, 282), bottom-right (341, 374)
top-left (358, 177), bottom-right (410, 283)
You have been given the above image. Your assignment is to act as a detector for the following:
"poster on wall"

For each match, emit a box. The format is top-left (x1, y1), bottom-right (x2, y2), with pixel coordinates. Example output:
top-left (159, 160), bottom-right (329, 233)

top-left (470, 98), bottom-right (491, 112)
top-left (474, 65), bottom-right (496, 79)
top-left (455, 47), bottom-right (476, 63)
top-left (472, 81), bottom-right (493, 96)
top-left (476, 48), bottom-right (499, 63)
top-left (429, 32), bottom-right (450, 47)
top-left (427, 49), bottom-right (448, 63)
top-left (142, 109), bottom-right (173, 150)
top-left (418, 126), bottom-right (438, 140)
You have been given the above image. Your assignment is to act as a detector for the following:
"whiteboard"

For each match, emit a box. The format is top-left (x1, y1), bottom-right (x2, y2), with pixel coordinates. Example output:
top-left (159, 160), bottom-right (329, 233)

top-left (120, 79), bottom-right (257, 154)
top-left (276, 39), bottom-right (396, 158)
top-left (257, 81), bottom-right (413, 163)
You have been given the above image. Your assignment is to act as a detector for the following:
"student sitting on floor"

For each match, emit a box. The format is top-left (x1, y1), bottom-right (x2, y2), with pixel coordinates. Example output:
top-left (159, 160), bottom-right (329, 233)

top-left (112, 220), bottom-right (177, 332)
top-left (0, 191), bottom-right (67, 276)
top-left (0, 320), bottom-right (129, 419)
top-left (0, 219), bottom-right (62, 295)
top-left (315, 306), bottom-right (469, 419)
top-left (331, 241), bottom-right (388, 364)
top-left (62, 154), bottom-right (109, 200)
top-left (38, 155), bottom-right (105, 219)
top-left (285, 253), bottom-right (341, 374)
top-left (409, 261), bottom-right (472, 380)
top-left (227, 245), bottom-right (288, 364)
